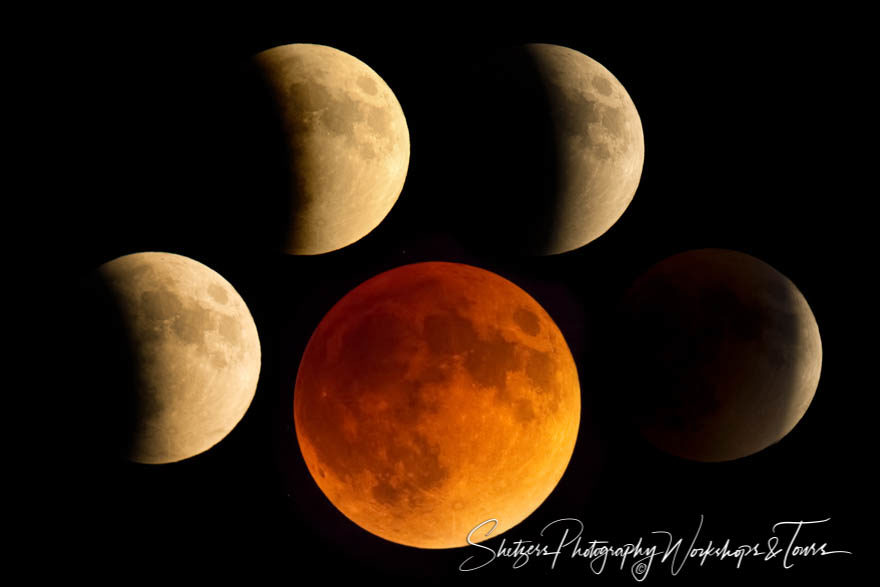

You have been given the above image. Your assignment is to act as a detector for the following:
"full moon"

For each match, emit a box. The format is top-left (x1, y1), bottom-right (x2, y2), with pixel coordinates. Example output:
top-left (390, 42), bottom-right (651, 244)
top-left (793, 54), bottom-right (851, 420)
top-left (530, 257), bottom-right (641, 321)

top-left (294, 262), bottom-right (580, 548)
top-left (95, 252), bottom-right (261, 464)
top-left (253, 43), bottom-right (410, 255)
top-left (461, 43), bottom-right (644, 255)
top-left (618, 249), bottom-right (822, 462)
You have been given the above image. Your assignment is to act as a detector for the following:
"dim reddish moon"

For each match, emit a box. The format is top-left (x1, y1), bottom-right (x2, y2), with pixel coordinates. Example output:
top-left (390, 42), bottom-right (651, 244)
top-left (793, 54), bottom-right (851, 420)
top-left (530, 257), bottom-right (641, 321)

top-left (619, 249), bottom-right (822, 462)
top-left (294, 262), bottom-right (580, 548)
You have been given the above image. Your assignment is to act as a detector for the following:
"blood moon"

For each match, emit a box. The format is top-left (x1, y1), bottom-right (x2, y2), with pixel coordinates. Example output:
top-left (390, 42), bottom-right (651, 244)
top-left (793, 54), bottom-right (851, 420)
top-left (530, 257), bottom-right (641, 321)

top-left (294, 263), bottom-right (580, 548)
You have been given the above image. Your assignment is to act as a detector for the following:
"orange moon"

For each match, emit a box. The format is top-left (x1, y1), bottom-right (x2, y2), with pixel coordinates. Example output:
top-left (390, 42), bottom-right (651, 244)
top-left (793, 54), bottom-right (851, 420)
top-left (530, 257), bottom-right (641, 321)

top-left (294, 262), bottom-right (580, 548)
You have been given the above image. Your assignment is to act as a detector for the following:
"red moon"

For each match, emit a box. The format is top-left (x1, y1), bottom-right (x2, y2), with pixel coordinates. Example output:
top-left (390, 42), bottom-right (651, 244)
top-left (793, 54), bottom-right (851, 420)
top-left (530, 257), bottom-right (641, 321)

top-left (294, 262), bottom-right (580, 548)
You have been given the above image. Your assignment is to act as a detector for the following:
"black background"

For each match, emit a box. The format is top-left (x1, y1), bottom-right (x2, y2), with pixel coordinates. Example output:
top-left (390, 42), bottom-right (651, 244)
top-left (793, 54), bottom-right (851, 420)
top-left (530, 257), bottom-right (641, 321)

top-left (48, 8), bottom-right (868, 585)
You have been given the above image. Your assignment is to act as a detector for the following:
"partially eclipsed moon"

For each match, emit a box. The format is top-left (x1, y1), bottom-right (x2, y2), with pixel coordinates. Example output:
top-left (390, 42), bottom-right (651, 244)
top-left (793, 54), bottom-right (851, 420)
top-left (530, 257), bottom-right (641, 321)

top-left (619, 249), bottom-right (822, 462)
top-left (463, 43), bottom-right (644, 255)
top-left (96, 252), bottom-right (261, 464)
top-left (294, 262), bottom-right (580, 548)
top-left (531, 44), bottom-right (644, 253)
top-left (253, 43), bottom-right (410, 255)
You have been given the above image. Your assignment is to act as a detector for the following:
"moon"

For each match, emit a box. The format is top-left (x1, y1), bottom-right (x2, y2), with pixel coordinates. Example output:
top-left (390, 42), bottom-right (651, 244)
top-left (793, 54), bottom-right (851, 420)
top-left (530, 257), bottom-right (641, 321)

top-left (95, 252), bottom-right (261, 464)
top-left (461, 43), bottom-right (644, 255)
top-left (253, 43), bottom-right (410, 255)
top-left (294, 262), bottom-right (580, 548)
top-left (618, 249), bottom-right (822, 462)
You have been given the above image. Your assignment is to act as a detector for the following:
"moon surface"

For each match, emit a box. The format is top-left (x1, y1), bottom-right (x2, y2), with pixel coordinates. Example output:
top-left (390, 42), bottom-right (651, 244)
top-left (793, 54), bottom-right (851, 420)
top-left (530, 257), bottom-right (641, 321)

top-left (96, 252), bottom-right (261, 464)
top-left (294, 262), bottom-right (580, 548)
top-left (253, 43), bottom-right (410, 255)
top-left (619, 249), bottom-right (822, 462)
top-left (462, 43), bottom-right (644, 255)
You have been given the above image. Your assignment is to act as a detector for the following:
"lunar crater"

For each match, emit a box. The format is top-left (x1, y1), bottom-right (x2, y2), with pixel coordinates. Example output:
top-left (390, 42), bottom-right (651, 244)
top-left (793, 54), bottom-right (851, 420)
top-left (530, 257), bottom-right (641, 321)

top-left (513, 307), bottom-right (541, 336)
top-left (207, 284), bottom-right (228, 304)
top-left (592, 75), bottom-right (613, 96)
top-left (357, 75), bottom-right (378, 95)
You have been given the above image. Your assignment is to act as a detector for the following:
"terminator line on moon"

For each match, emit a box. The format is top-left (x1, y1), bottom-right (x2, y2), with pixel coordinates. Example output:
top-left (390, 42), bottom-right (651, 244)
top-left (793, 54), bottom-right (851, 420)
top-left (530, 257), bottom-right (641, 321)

top-left (253, 43), bottom-right (410, 255)
top-left (96, 252), bottom-right (262, 464)
top-left (294, 262), bottom-right (581, 549)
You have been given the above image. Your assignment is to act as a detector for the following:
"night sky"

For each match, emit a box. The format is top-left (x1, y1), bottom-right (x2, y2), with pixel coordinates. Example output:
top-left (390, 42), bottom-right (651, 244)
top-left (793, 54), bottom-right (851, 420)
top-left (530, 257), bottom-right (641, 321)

top-left (48, 9), bottom-right (867, 585)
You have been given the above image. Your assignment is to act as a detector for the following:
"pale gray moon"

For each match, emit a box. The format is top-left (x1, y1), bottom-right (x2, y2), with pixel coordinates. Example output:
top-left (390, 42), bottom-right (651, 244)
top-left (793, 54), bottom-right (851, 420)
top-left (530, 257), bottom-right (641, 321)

top-left (97, 252), bottom-right (261, 464)
top-left (253, 43), bottom-right (410, 255)
top-left (619, 249), bottom-right (822, 462)
top-left (463, 44), bottom-right (644, 255)
top-left (528, 44), bottom-right (644, 254)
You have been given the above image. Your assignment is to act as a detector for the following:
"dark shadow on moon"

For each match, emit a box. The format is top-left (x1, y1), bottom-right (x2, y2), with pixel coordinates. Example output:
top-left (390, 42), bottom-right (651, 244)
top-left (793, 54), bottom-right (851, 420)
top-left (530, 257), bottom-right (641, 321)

top-left (607, 251), bottom-right (817, 462)
top-left (229, 61), bottom-right (296, 254)
top-left (72, 271), bottom-right (141, 463)
top-left (446, 46), bottom-right (563, 256)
